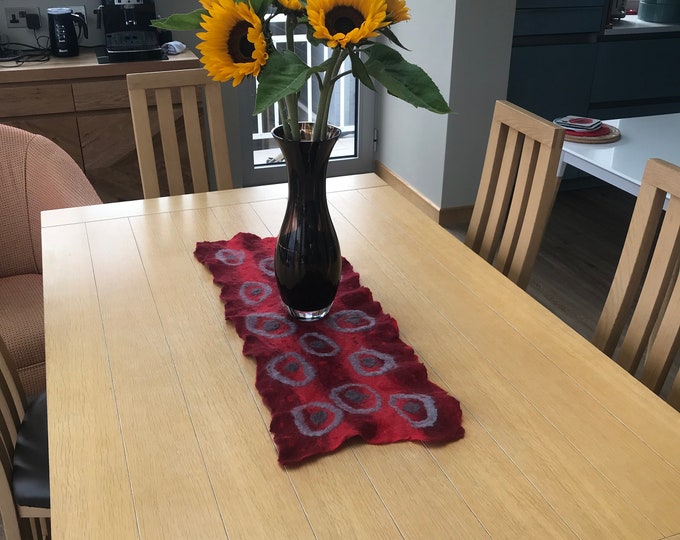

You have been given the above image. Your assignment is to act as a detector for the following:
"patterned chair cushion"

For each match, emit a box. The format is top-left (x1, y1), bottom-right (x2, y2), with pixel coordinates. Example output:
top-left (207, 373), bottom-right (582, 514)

top-left (0, 124), bottom-right (102, 396)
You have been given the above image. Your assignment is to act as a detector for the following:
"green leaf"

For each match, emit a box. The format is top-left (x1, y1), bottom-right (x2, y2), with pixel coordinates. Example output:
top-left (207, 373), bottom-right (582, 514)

top-left (380, 26), bottom-right (409, 51)
top-left (151, 10), bottom-right (207, 31)
top-left (243, 0), bottom-right (272, 17)
top-left (364, 43), bottom-right (451, 114)
top-left (254, 50), bottom-right (310, 115)
top-left (348, 49), bottom-right (375, 91)
top-left (309, 55), bottom-right (335, 75)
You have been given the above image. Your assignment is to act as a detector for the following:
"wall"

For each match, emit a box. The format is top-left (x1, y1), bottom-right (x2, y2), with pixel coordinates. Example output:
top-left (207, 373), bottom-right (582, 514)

top-left (442, 0), bottom-right (516, 210)
top-left (374, 0), bottom-right (454, 207)
top-left (1, 0), bottom-right (104, 48)
top-left (375, 0), bottom-right (516, 212)
top-left (0, 0), bottom-right (189, 50)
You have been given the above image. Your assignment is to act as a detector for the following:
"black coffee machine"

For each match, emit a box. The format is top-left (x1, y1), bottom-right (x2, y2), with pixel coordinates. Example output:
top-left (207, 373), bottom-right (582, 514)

top-left (96, 0), bottom-right (164, 62)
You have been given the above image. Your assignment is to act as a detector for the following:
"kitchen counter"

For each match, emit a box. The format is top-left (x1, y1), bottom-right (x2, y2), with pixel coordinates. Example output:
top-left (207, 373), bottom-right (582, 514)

top-left (605, 14), bottom-right (680, 35)
top-left (0, 48), bottom-right (200, 84)
top-left (0, 49), bottom-right (203, 202)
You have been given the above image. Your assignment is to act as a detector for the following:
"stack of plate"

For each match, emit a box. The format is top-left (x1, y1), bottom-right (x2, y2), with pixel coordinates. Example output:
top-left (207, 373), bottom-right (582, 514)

top-left (553, 116), bottom-right (602, 132)
top-left (553, 115), bottom-right (621, 144)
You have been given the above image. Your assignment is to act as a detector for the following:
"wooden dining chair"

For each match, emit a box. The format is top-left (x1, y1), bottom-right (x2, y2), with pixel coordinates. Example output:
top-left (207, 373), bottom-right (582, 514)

top-left (465, 100), bottom-right (565, 289)
top-left (126, 68), bottom-right (233, 199)
top-left (592, 158), bottom-right (680, 408)
top-left (0, 337), bottom-right (50, 540)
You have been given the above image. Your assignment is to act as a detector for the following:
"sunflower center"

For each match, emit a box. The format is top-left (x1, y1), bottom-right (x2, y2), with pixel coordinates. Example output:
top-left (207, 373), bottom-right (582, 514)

top-left (228, 21), bottom-right (255, 63)
top-left (325, 6), bottom-right (365, 35)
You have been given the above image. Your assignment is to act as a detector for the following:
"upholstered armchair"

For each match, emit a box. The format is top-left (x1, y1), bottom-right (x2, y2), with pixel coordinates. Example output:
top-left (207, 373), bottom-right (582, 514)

top-left (0, 124), bottom-right (102, 398)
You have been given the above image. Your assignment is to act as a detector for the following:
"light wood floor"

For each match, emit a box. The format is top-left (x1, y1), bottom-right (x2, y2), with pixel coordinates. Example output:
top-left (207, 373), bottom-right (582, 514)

top-left (448, 182), bottom-right (636, 341)
top-left (526, 183), bottom-right (636, 340)
top-left (449, 182), bottom-right (679, 399)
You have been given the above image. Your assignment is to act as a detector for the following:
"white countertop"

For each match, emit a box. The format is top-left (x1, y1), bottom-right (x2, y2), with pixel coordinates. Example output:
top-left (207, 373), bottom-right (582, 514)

top-left (560, 113), bottom-right (680, 197)
top-left (605, 14), bottom-right (680, 35)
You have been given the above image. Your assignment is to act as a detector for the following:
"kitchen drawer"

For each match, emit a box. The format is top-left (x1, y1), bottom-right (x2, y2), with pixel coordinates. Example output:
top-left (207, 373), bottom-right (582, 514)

top-left (0, 84), bottom-right (74, 118)
top-left (514, 7), bottom-right (605, 35)
top-left (591, 38), bottom-right (680, 102)
top-left (508, 43), bottom-right (598, 120)
top-left (516, 0), bottom-right (605, 7)
top-left (73, 79), bottom-right (130, 111)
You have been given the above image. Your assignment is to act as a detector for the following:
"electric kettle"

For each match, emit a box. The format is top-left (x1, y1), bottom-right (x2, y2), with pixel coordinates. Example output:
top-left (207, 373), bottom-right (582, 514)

top-left (47, 7), bottom-right (88, 57)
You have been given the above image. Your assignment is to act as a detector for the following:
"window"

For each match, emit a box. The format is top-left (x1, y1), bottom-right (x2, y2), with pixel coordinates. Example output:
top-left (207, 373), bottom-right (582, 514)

top-left (227, 14), bottom-right (376, 187)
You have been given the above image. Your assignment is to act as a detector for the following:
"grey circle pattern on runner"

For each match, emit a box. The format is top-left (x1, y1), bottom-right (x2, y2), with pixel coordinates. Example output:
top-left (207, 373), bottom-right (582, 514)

top-left (259, 256), bottom-right (275, 277)
top-left (245, 313), bottom-right (297, 339)
top-left (215, 248), bottom-right (245, 266)
top-left (299, 332), bottom-right (341, 357)
top-left (291, 402), bottom-right (344, 437)
top-left (349, 348), bottom-right (397, 376)
top-left (329, 383), bottom-right (382, 414)
top-left (389, 393), bottom-right (438, 428)
top-left (326, 310), bottom-right (376, 333)
top-left (266, 352), bottom-right (316, 387)
top-left (239, 281), bottom-right (272, 305)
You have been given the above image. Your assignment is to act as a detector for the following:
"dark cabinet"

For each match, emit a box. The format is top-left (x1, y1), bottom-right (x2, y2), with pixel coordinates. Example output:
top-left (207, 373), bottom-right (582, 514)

top-left (507, 43), bottom-right (598, 121)
top-left (589, 37), bottom-right (680, 118)
top-left (508, 1), bottom-right (680, 121)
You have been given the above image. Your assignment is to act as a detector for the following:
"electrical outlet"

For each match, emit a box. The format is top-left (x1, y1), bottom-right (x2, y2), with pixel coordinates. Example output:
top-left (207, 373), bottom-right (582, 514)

top-left (4, 6), bottom-right (40, 28)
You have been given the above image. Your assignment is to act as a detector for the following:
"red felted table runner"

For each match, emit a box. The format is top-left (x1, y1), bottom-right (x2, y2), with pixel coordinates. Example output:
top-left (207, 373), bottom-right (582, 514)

top-left (195, 233), bottom-right (464, 465)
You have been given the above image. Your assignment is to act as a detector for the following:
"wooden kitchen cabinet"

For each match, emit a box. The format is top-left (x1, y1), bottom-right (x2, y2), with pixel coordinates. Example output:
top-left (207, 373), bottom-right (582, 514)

top-left (0, 50), bottom-right (201, 202)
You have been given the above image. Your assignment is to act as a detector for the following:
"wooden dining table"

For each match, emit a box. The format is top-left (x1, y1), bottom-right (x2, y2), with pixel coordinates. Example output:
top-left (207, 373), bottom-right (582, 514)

top-left (42, 173), bottom-right (680, 539)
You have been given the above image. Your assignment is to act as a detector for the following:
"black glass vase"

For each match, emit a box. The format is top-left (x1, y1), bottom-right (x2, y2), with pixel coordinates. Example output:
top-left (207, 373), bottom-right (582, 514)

top-left (272, 122), bottom-right (342, 321)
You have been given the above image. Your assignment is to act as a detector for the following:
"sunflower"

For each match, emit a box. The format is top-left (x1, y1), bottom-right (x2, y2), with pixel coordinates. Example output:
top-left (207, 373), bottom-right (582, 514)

top-left (385, 0), bottom-right (409, 24)
top-left (196, 0), bottom-right (269, 86)
top-left (276, 0), bottom-right (304, 11)
top-left (307, 0), bottom-right (387, 48)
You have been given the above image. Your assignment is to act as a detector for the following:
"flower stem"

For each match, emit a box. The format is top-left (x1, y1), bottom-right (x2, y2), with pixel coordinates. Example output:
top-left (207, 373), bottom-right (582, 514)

top-left (313, 47), bottom-right (348, 141)
top-left (283, 13), bottom-right (300, 140)
top-left (285, 93), bottom-right (300, 140)
top-left (278, 98), bottom-right (293, 140)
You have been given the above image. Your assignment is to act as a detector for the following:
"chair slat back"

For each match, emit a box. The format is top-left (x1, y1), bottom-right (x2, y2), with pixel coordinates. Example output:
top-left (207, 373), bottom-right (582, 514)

top-left (0, 339), bottom-right (26, 447)
top-left (593, 159), bottom-right (680, 406)
top-left (465, 100), bottom-right (565, 289)
top-left (0, 337), bottom-right (29, 539)
top-left (127, 68), bottom-right (233, 199)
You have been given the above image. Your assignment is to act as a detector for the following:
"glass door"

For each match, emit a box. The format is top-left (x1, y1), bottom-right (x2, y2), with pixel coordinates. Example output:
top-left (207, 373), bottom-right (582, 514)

top-left (226, 13), bottom-right (376, 187)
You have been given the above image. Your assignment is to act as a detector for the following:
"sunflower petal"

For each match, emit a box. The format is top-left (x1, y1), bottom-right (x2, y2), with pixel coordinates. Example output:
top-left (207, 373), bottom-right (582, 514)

top-left (307, 0), bottom-right (386, 49)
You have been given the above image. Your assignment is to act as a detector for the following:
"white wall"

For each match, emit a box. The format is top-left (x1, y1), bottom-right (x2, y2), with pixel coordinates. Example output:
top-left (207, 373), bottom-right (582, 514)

top-left (376, 0), bottom-right (516, 210)
top-left (442, 0), bottom-right (516, 208)
top-left (0, 0), bottom-right (198, 50)
top-left (1, 0), bottom-right (104, 47)
top-left (374, 0), bottom-right (455, 206)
